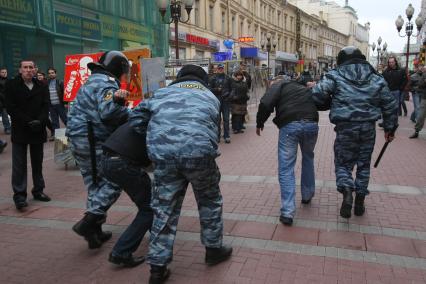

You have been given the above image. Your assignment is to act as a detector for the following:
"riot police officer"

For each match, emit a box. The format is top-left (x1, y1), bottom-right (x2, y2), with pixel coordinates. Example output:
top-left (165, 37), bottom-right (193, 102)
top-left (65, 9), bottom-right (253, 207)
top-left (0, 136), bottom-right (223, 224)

top-left (66, 51), bottom-right (131, 248)
top-left (311, 46), bottom-right (398, 219)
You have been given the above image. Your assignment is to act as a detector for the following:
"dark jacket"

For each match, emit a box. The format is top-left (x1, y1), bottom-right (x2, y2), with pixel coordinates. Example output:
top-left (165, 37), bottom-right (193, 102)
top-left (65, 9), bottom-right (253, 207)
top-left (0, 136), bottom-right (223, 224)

top-left (208, 73), bottom-right (232, 101)
top-left (103, 121), bottom-right (151, 167)
top-left (242, 70), bottom-right (252, 89)
top-left (416, 72), bottom-right (426, 99)
top-left (410, 71), bottom-right (423, 94)
top-left (382, 67), bottom-right (407, 91)
top-left (0, 77), bottom-right (8, 109)
top-left (257, 80), bottom-right (318, 129)
top-left (5, 76), bottom-right (50, 144)
top-left (47, 78), bottom-right (65, 105)
top-left (230, 78), bottom-right (249, 104)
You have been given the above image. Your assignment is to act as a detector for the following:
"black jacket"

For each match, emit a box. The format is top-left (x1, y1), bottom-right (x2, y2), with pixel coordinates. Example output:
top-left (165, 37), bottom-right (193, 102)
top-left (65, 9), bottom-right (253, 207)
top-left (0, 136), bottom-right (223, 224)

top-left (47, 78), bottom-right (65, 105)
top-left (0, 77), bottom-right (8, 109)
top-left (383, 67), bottom-right (407, 91)
top-left (229, 78), bottom-right (249, 104)
top-left (208, 73), bottom-right (231, 100)
top-left (103, 121), bottom-right (151, 167)
top-left (256, 80), bottom-right (318, 129)
top-left (5, 76), bottom-right (50, 144)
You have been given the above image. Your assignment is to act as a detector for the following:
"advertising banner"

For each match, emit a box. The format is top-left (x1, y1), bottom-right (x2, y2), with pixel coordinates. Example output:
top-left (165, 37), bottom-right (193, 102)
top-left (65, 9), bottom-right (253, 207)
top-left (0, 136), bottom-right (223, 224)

top-left (63, 53), bottom-right (102, 102)
top-left (121, 49), bottom-right (151, 101)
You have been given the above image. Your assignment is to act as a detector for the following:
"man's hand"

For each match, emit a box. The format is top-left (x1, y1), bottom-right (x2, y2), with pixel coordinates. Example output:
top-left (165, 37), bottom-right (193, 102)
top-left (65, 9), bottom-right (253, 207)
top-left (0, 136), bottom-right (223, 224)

top-left (113, 89), bottom-right (130, 105)
top-left (385, 132), bottom-right (395, 142)
top-left (306, 81), bottom-right (317, 88)
top-left (256, 127), bottom-right (263, 136)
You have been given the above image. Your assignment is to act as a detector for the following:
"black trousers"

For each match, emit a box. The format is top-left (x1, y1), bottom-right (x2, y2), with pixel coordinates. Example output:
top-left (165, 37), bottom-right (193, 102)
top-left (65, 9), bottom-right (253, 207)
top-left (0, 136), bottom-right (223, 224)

top-left (12, 143), bottom-right (45, 203)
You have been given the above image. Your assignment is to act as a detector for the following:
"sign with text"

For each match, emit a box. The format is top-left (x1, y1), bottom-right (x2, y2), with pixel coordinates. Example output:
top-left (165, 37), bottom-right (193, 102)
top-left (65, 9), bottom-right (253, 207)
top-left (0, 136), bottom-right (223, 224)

top-left (55, 11), bottom-right (101, 41)
top-left (238, 37), bottom-right (255, 43)
top-left (0, 0), bottom-right (35, 27)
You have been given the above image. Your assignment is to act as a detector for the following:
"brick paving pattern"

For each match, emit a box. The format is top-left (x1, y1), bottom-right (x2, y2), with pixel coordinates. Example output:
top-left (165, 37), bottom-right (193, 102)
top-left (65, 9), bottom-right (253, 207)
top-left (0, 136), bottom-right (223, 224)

top-left (1, 104), bottom-right (426, 283)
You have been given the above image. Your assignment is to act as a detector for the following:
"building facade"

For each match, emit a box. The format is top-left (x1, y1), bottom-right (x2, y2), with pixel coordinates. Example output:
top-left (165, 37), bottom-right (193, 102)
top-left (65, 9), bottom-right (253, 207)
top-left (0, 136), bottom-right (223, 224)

top-left (0, 0), bottom-right (168, 78)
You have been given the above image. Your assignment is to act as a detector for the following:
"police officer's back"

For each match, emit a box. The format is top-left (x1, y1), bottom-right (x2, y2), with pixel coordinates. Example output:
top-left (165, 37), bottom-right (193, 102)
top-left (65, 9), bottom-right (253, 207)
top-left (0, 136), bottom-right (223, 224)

top-left (312, 46), bottom-right (397, 219)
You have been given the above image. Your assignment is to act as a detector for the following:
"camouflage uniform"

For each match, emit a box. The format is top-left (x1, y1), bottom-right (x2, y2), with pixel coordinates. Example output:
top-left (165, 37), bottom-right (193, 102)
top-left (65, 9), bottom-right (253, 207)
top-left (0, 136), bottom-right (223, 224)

top-left (129, 80), bottom-right (223, 266)
top-left (312, 62), bottom-right (397, 195)
top-left (66, 73), bottom-right (130, 215)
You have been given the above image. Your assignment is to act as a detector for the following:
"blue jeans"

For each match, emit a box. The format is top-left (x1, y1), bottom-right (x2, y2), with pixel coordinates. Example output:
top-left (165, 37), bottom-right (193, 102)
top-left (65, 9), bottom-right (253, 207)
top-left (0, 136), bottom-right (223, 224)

top-left (49, 104), bottom-right (67, 130)
top-left (101, 154), bottom-right (153, 257)
top-left (278, 121), bottom-right (318, 218)
top-left (219, 101), bottom-right (230, 139)
top-left (1, 108), bottom-right (10, 131)
top-left (411, 92), bottom-right (421, 121)
top-left (390, 90), bottom-right (406, 116)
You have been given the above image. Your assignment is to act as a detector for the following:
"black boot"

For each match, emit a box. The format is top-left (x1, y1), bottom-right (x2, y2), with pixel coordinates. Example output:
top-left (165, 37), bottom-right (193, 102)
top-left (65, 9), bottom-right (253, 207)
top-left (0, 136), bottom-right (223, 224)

top-left (149, 265), bottom-right (170, 284)
top-left (205, 245), bottom-right (233, 265)
top-left (409, 131), bottom-right (419, 139)
top-left (354, 194), bottom-right (366, 216)
top-left (72, 213), bottom-right (104, 249)
top-left (340, 189), bottom-right (353, 219)
top-left (94, 217), bottom-right (112, 244)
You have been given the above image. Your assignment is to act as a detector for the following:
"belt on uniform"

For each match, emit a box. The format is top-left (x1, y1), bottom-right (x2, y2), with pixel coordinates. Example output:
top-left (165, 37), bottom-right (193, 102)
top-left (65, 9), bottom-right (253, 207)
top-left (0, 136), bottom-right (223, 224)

top-left (299, 118), bottom-right (316, 122)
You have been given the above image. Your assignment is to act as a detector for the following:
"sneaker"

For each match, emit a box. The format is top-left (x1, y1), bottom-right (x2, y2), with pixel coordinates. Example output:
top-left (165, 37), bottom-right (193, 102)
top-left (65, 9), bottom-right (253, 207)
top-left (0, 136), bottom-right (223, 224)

top-left (224, 138), bottom-right (231, 144)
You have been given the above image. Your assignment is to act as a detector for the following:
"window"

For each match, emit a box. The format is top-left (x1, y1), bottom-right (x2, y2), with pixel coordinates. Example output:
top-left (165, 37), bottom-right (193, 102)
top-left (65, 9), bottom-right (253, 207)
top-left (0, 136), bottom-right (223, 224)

top-left (284, 37), bottom-right (287, 52)
top-left (240, 20), bottom-right (244, 36)
top-left (195, 50), bottom-right (204, 59)
top-left (284, 14), bottom-right (287, 30)
top-left (221, 12), bottom-right (226, 34)
top-left (179, 48), bottom-right (186, 59)
top-left (194, 0), bottom-right (200, 26)
top-left (290, 17), bottom-right (294, 32)
top-left (254, 0), bottom-right (257, 16)
top-left (277, 11), bottom-right (281, 27)
top-left (209, 5), bottom-right (214, 31)
top-left (248, 22), bottom-right (251, 35)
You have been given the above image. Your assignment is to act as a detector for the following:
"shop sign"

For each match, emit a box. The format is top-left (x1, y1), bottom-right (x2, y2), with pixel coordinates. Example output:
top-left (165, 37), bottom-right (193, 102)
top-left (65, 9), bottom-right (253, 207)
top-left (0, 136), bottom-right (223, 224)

top-left (186, 34), bottom-right (209, 46)
top-left (55, 11), bottom-right (101, 41)
top-left (317, 56), bottom-right (329, 64)
top-left (101, 15), bottom-right (153, 44)
top-left (238, 36), bottom-right (255, 43)
top-left (208, 39), bottom-right (219, 49)
top-left (0, 0), bottom-right (35, 27)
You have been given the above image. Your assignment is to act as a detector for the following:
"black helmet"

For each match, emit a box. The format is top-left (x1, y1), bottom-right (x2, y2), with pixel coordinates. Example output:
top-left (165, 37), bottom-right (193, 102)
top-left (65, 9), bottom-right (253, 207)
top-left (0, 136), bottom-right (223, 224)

top-left (88, 50), bottom-right (130, 79)
top-left (336, 46), bottom-right (366, 66)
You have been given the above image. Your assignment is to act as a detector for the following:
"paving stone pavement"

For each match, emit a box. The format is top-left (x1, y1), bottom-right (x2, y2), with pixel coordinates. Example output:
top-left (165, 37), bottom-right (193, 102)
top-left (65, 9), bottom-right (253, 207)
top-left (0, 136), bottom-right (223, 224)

top-left (1, 104), bottom-right (426, 284)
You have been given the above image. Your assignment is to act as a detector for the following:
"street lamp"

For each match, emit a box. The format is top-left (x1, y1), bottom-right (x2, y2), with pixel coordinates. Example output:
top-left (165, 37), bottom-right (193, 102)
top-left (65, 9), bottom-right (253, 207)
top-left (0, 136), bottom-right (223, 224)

top-left (395, 3), bottom-right (424, 74)
top-left (371, 37), bottom-right (386, 70)
top-left (261, 33), bottom-right (277, 77)
top-left (156, 0), bottom-right (194, 60)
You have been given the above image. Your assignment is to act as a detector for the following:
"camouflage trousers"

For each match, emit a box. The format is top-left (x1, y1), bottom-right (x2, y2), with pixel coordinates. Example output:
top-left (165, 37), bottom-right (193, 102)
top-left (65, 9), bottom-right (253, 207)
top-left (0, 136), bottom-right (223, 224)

top-left (147, 158), bottom-right (223, 266)
top-left (70, 138), bottom-right (121, 216)
top-left (334, 122), bottom-right (376, 196)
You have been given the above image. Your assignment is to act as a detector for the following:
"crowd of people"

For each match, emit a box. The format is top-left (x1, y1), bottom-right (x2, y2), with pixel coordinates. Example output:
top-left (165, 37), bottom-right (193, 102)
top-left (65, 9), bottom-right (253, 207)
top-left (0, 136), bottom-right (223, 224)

top-left (0, 45), bottom-right (422, 283)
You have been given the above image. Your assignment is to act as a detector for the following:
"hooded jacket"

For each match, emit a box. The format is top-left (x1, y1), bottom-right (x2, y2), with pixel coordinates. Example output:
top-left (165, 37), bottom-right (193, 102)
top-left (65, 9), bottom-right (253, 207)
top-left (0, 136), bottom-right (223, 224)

top-left (312, 59), bottom-right (398, 132)
top-left (129, 80), bottom-right (220, 163)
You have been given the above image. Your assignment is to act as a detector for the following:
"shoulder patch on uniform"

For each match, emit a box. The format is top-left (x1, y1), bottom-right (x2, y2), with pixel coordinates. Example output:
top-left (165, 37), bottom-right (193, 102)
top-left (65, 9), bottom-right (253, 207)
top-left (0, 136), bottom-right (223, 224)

top-left (103, 90), bottom-right (113, 101)
top-left (108, 76), bottom-right (116, 82)
top-left (178, 83), bottom-right (206, 90)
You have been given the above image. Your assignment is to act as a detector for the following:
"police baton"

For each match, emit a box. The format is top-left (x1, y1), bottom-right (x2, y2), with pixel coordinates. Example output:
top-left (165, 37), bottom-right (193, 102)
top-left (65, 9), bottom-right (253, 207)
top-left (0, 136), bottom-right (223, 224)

top-left (87, 120), bottom-right (98, 184)
top-left (373, 124), bottom-right (398, 168)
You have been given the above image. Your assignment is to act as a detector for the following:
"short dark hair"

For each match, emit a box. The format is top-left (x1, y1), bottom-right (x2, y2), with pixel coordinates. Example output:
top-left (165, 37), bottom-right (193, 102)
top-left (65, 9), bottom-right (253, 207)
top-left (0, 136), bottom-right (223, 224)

top-left (37, 71), bottom-right (45, 76)
top-left (47, 67), bottom-right (56, 73)
top-left (19, 59), bottom-right (35, 68)
top-left (234, 70), bottom-right (244, 77)
top-left (0, 66), bottom-right (7, 71)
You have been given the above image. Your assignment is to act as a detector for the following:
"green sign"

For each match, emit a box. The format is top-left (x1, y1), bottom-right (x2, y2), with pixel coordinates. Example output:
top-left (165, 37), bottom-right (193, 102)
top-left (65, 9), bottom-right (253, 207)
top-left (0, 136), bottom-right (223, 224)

top-left (101, 15), bottom-right (153, 44)
top-left (55, 11), bottom-right (101, 41)
top-left (0, 0), bottom-right (35, 27)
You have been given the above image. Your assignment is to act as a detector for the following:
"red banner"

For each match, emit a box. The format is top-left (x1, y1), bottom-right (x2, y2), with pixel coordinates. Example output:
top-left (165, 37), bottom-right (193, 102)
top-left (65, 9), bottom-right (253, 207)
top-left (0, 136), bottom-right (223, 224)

top-left (63, 53), bottom-right (102, 102)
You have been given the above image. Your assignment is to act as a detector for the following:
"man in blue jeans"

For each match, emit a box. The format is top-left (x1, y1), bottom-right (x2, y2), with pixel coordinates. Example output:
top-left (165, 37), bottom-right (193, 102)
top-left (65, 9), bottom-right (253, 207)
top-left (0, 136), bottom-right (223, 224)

top-left (383, 56), bottom-right (407, 117)
top-left (256, 75), bottom-right (320, 226)
top-left (101, 121), bottom-right (153, 267)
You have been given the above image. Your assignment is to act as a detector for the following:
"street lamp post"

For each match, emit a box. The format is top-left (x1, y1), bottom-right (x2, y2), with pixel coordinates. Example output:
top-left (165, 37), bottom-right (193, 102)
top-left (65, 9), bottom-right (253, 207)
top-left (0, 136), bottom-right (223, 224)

top-left (395, 3), bottom-right (424, 75)
top-left (261, 33), bottom-right (277, 78)
top-left (371, 37), bottom-right (387, 70)
top-left (156, 0), bottom-right (194, 60)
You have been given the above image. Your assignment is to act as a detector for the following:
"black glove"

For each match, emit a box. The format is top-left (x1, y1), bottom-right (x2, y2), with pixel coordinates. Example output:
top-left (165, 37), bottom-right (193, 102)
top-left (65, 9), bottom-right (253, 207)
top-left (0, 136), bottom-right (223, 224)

top-left (28, 120), bottom-right (42, 132)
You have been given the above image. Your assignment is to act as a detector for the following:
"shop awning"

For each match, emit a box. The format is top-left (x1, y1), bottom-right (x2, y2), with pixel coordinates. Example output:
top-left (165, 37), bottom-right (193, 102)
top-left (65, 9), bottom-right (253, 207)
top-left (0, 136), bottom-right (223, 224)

top-left (275, 51), bottom-right (298, 63)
